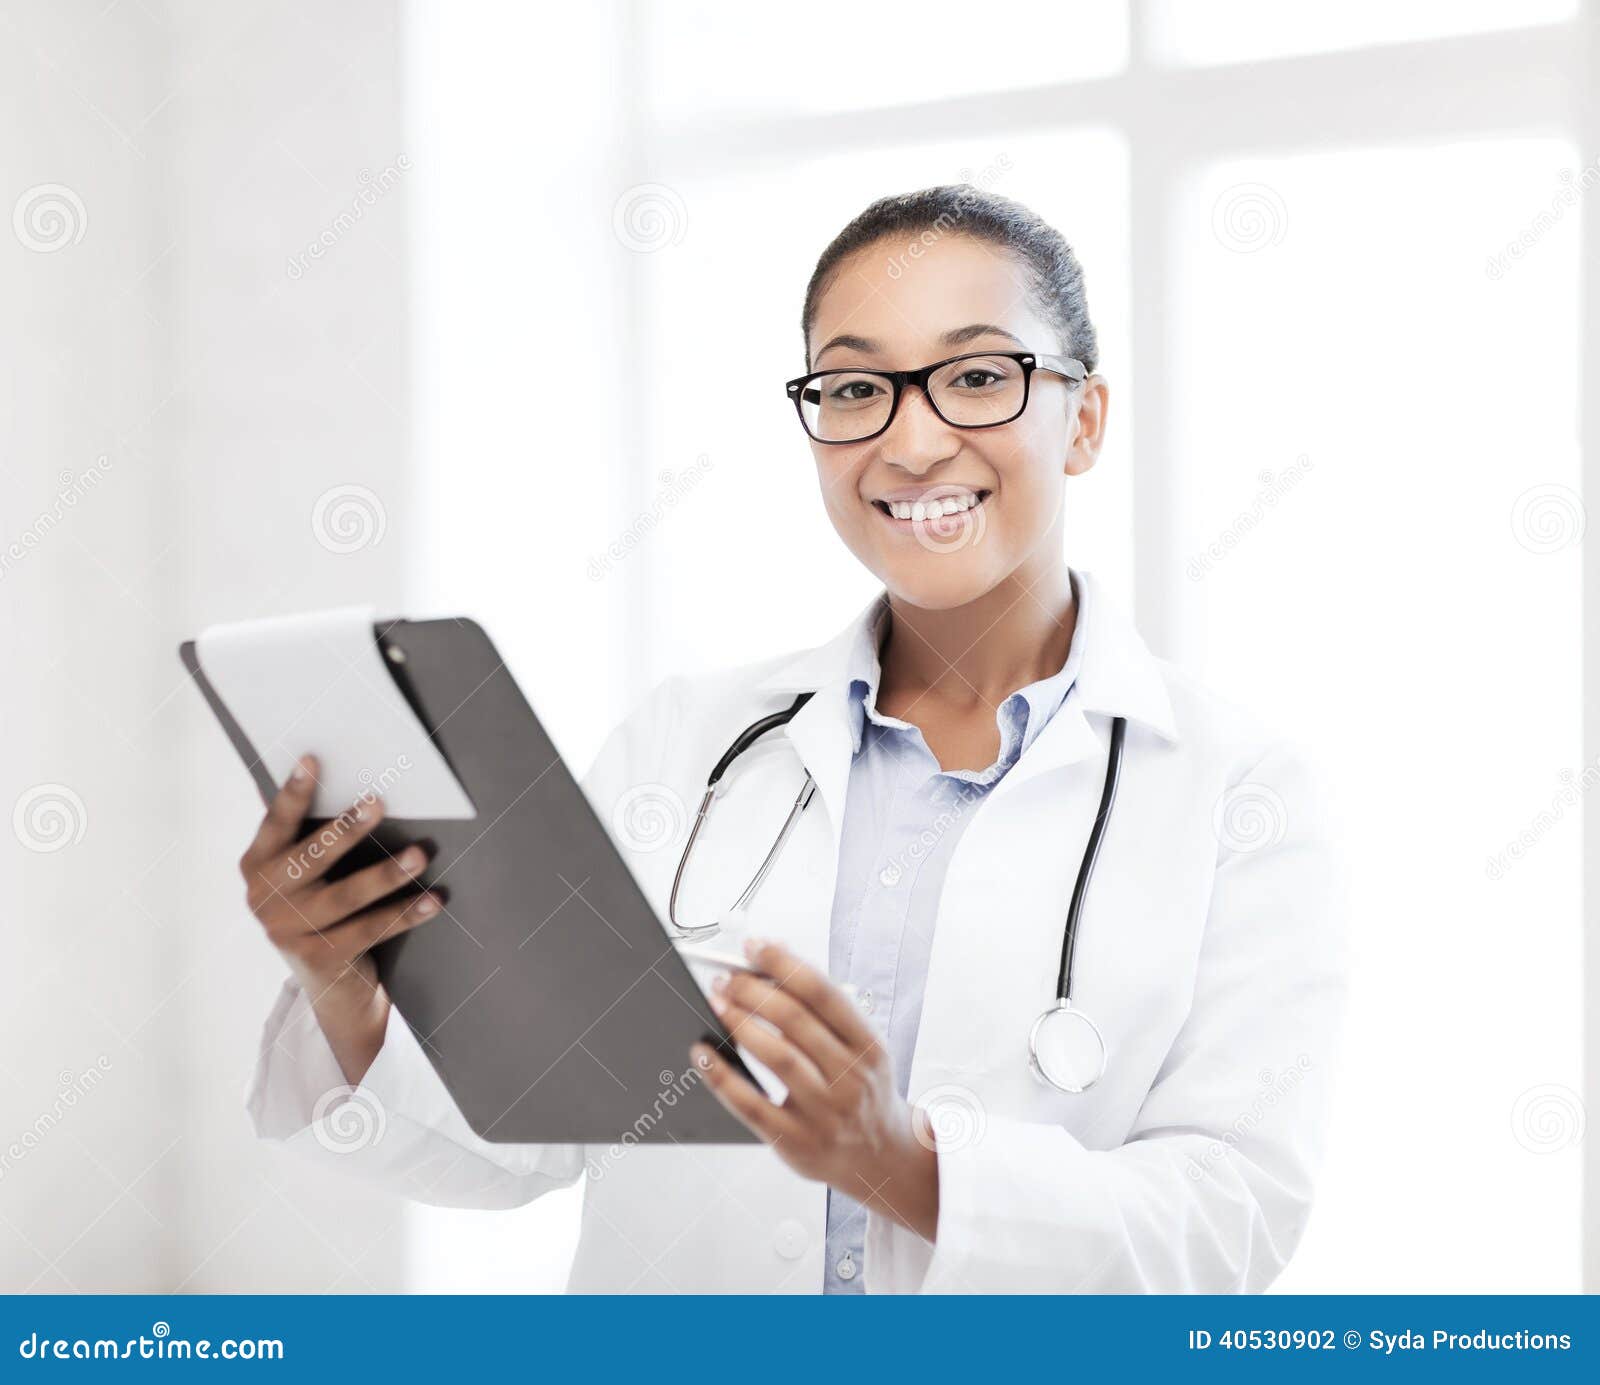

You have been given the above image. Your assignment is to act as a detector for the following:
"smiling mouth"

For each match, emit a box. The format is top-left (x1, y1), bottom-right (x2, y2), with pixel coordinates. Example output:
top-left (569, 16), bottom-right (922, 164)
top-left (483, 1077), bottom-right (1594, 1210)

top-left (870, 489), bottom-right (992, 523)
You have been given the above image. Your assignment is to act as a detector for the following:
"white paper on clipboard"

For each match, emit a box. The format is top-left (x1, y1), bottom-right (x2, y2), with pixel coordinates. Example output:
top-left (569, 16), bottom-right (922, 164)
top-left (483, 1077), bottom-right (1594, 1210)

top-left (195, 604), bottom-right (476, 820)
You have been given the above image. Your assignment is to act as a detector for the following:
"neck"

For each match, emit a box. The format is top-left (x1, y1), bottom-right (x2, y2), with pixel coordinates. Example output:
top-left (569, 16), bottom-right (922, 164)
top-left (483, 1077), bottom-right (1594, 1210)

top-left (880, 563), bottom-right (1076, 709)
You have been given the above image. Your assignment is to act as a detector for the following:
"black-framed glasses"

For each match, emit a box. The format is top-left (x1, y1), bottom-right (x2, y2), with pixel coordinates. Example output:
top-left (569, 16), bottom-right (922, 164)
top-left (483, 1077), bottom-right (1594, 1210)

top-left (784, 350), bottom-right (1087, 445)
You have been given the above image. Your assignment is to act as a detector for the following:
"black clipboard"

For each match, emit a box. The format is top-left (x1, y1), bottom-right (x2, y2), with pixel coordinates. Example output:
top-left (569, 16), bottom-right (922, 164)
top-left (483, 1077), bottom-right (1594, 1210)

top-left (180, 617), bottom-right (756, 1145)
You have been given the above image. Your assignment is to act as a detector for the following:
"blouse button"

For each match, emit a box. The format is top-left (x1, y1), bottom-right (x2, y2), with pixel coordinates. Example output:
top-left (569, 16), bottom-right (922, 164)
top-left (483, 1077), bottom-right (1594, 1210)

top-left (773, 1219), bottom-right (808, 1260)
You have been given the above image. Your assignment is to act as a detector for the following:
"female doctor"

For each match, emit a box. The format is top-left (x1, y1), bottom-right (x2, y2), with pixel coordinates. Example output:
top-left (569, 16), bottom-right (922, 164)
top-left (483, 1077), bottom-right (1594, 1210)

top-left (238, 185), bottom-right (1345, 1294)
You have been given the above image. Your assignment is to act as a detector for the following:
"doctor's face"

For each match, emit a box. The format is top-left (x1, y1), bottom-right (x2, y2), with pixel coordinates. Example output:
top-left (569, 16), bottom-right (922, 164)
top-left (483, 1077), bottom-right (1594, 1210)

top-left (801, 233), bottom-right (1105, 611)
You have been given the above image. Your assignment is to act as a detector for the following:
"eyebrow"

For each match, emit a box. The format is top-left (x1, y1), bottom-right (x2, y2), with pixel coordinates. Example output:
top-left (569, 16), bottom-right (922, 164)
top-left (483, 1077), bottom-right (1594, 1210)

top-left (813, 322), bottom-right (1026, 364)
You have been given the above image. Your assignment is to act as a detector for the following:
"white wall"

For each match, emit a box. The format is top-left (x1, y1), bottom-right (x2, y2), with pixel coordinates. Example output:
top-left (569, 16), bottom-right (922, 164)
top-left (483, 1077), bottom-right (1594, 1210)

top-left (0, 0), bottom-right (416, 1291)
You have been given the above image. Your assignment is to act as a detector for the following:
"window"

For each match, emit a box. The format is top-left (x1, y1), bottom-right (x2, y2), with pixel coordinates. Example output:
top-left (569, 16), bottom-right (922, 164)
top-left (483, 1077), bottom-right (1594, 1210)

top-left (408, 0), bottom-right (1589, 1293)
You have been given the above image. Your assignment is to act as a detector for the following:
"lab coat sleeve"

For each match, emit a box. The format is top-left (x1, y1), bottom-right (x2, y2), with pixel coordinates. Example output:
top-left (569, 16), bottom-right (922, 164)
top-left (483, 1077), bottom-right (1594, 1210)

top-left (244, 675), bottom-right (689, 1209)
top-left (246, 976), bottom-right (585, 1208)
top-left (873, 738), bottom-right (1348, 1294)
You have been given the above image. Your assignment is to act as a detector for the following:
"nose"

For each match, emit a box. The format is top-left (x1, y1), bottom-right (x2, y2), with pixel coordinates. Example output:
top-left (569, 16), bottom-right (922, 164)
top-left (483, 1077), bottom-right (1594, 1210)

top-left (878, 384), bottom-right (960, 474)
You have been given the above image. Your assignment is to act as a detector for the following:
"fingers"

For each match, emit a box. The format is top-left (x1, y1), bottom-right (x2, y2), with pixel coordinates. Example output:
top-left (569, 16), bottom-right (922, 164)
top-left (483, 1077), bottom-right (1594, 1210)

top-left (278, 794), bottom-right (387, 886)
top-left (714, 971), bottom-right (854, 1083)
top-left (690, 1042), bottom-right (803, 1147)
top-left (284, 889), bottom-right (443, 971)
top-left (241, 754), bottom-right (319, 869)
top-left (708, 984), bottom-right (831, 1110)
top-left (304, 843), bottom-right (432, 930)
top-left (742, 939), bottom-right (878, 1053)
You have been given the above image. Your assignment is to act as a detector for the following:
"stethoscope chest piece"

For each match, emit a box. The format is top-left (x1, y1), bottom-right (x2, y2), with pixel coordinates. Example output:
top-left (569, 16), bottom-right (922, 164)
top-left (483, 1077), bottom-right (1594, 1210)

top-left (1028, 1000), bottom-right (1107, 1094)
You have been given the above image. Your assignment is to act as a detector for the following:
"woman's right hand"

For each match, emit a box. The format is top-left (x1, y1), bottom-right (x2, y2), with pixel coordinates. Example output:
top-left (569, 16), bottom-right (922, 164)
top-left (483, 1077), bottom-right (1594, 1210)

top-left (238, 753), bottom-right (442, 1083)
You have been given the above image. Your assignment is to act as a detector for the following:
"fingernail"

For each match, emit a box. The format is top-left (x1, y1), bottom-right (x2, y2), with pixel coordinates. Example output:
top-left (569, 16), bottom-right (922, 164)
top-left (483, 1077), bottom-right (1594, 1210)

top-left (742, 937), bottom-right (767, 960)
top-left (290, 760), bottom-right (311, 786)
top-left (710, 973), bottom-right (729, 995)
top-left (416, 894), bottom-right (439, 917)
top-left (708, 991), bottom-right (728, 1015)
top-left (400, 846), bottom-right (426, 871)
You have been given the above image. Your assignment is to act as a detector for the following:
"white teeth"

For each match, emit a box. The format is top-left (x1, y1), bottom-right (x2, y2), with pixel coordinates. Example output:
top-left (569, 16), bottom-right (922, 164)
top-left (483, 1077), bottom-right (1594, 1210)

top-left (883, 492), bottom-right (981, 521)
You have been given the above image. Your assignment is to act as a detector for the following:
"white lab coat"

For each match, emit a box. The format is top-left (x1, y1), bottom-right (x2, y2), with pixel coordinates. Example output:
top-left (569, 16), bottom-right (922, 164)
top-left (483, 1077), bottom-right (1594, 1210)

top-left (247, 569), bottom-right (1346, 1294)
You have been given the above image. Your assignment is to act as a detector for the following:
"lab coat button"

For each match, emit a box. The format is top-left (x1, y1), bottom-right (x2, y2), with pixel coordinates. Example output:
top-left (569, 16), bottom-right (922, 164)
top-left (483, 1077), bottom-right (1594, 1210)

top-left (773, 1219), bottom-right (808, 1260)
top-left (878, 863), bottom-right (901, 887)
top-left (858, 989), bottom-right (874, 1014)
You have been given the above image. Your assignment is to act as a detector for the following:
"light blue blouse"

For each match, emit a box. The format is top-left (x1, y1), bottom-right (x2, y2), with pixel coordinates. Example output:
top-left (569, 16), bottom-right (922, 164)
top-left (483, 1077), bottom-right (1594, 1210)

top-left (822, 593), bottom-right (1084, 1292)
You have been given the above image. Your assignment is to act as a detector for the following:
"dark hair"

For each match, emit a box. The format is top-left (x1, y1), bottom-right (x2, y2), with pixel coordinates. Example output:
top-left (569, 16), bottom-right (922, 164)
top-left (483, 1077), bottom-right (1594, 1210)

top-left (801, 184), bottom-right (1099, 372)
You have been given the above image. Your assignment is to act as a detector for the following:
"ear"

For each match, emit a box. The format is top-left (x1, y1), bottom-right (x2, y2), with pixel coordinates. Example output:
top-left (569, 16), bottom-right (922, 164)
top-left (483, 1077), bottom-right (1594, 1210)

top-left (1065, 374), bottom-right (1109, 478)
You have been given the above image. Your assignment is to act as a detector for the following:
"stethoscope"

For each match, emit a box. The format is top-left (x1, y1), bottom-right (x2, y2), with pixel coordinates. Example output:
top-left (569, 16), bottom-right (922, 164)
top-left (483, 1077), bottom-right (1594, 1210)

top-left (668, 692), bottom-right (1128, 1094)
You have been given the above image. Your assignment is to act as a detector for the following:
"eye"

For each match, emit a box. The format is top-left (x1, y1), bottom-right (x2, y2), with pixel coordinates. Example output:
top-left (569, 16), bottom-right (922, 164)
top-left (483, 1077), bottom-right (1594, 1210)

top-left (937, 355), bottom-right (1018, 393)
top-left (824, 375), bottom-right (888, 405)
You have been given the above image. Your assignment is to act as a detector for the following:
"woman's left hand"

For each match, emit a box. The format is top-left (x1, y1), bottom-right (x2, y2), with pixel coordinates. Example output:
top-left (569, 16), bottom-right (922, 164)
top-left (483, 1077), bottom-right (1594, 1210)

top-left (690, 938), bottom-right (940, 1243)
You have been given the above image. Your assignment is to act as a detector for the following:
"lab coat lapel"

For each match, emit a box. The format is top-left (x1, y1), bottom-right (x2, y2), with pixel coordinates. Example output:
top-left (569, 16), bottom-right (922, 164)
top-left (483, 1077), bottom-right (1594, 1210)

top-left (752, 591), bottom-right (883, 877)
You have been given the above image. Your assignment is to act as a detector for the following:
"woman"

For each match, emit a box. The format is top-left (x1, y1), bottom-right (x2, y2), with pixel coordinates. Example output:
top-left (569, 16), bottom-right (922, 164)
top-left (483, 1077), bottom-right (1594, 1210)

top-left (241, 186), bottom-right (1345, 1294)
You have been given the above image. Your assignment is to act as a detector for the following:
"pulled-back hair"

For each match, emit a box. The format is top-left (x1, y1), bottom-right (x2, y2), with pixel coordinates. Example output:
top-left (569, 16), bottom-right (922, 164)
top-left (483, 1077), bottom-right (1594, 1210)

top-left (801, 185), bottom-right (1099, 372)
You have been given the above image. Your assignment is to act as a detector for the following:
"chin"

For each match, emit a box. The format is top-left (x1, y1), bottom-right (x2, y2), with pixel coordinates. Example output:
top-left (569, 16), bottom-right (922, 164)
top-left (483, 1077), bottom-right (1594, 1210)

top-left (877, 551), bottom-right (1004, 612)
